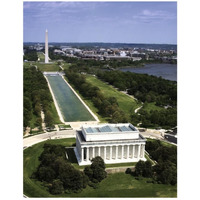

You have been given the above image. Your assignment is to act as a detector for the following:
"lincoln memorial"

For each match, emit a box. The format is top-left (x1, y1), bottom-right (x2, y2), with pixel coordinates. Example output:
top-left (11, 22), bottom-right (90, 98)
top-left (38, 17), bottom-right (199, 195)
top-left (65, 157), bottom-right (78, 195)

top-left (74, 123), bottom-right (146, 165)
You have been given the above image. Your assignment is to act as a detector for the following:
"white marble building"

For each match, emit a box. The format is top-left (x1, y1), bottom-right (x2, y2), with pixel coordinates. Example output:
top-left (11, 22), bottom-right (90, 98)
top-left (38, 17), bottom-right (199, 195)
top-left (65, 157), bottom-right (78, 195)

top-left (74, 123), bottom-right (146, 165)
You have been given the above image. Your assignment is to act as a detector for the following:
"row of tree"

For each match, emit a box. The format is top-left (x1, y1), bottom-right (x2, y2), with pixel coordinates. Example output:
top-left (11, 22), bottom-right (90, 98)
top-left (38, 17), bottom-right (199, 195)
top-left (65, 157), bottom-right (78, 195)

top-left (23, 48), bottom-right (38, 61)
top-left (64, 69), bottom-right (128, 123)
top-left (23, 66), bottom-right (55, 129)
top-left (96, 70), bottom-right (177, 107)
top-left (130, 140), bottom-right (177, 185)
top-left (32, 144), bottom-right (107, 194)
top-left (131, 107), bottom-right (177, 129)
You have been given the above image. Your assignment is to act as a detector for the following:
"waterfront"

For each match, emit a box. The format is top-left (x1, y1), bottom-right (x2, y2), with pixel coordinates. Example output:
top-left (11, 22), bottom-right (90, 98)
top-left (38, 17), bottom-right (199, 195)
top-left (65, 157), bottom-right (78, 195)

top-left (46, 75), bottom-right (95, 122)
top-left (120, 64), bottom-right (177, 81)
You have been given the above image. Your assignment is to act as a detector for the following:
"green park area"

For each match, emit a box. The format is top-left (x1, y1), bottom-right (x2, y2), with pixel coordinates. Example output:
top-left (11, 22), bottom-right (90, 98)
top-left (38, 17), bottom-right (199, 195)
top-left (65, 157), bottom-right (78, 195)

top-left (68, 74), bottom-right (141, 122)
top-left (86, 75), bottom-right (141, 114)
top-left (23, 138), bottom-right (177, 198)
top-left (36, 63), bottom-right (60, 72)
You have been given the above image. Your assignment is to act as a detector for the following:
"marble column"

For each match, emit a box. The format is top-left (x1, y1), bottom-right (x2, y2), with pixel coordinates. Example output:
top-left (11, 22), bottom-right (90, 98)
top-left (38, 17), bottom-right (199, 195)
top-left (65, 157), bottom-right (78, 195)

top-left (92, 147), bottom-right (95, 158)
top-left (132, 145), bottom-right (135, 158)
top-left (110, 146), bottom-right (112, 160)
top-left (104, 146), bottom-right (106, 161)
top-left (122, 145), bottom-right (124, 159)
top-left (137, 145), bottom-right (140, 158)
top-left (116, 146), bottom-right (118, 159)
top-left (98, 146), bottom-right (101, 157)
top-left (141, 144), bottom-right (144, 158)
top-left (127, 145), bottom-right (129, 159)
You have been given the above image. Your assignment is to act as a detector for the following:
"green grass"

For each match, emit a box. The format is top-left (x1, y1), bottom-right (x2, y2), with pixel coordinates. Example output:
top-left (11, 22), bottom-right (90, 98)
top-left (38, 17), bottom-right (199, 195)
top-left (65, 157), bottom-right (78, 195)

top-left (23, 62), bottom-right (31, 68)
top-left (24, 138), bottom-right (177, 198)
top-left (36, 62), bottom-right (60, 72)
top-left (23, 61), bottom-right (60, 72)
top-left (23, 138), bottom-right (76, 197)
top-left (62, 62), bottom-right (71, 70)
top-left (58, 124), bottom-right (71, 128)
top-left (49, 102), bottom-right (62, 124)
top-left (86, 75), bottom-right (141, 115)
top-left (37, 52), bottom-right (45, 62)
top-left (142, 102), bottom-right (164, 113)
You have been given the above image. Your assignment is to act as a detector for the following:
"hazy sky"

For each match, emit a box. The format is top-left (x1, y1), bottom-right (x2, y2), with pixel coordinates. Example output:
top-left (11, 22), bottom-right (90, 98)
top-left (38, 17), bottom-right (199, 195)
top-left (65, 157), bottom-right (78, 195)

top-left (23, 1), bottom-right (177, 44)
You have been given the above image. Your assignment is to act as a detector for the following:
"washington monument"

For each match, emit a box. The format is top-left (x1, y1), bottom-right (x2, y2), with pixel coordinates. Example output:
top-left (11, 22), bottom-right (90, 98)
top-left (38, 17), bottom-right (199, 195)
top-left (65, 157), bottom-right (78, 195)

top-left (45, 29), bottom-right (49, 63)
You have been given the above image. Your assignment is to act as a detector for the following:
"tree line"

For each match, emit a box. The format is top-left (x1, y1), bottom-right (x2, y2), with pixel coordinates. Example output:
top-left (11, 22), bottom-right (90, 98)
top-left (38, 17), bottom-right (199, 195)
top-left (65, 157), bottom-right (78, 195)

top-left (97, 70), bottom-right (177, 106)
top-left (23, 66), bottom-right (55, 130)
top-left (23, 48), bottom-right (38, 61)
top-left (127, 140), bottom-right (177, 185)
top-left (64, 69), bottom-right (129, 123)
top-left (32, 144), bottom-right (107, 194)
top-left (97, 70), bottom-right (177, 129)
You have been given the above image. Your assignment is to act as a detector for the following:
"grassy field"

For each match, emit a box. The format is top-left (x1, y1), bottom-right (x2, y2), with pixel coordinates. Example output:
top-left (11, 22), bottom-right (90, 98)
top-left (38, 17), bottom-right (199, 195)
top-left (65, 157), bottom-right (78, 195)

top-left (37, 52), bottom-right (45, 62)
top-left (24, 138), bottom-right (177, 198)
top-left (86, 75), bottom-right (141, 114)
top-left (49, 102), bottom-right (62, 124)
top-left (23, 61), bottom-right (60, 72)
top-left (141, 102), bottom-right (164, 113)
top-left (36, 62), bottom-right (60, 72)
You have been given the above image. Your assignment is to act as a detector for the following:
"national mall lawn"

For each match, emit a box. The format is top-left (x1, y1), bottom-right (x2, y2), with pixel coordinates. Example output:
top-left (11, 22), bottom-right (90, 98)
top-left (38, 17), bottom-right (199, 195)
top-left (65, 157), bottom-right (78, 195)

top-left (23, 138), bottom-right (177, 198)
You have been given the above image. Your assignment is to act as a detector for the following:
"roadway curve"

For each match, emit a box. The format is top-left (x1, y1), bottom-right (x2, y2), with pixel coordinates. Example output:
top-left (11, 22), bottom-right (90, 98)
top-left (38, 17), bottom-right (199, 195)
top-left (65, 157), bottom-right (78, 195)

top-left (23, 130), bottom-right (76, 148)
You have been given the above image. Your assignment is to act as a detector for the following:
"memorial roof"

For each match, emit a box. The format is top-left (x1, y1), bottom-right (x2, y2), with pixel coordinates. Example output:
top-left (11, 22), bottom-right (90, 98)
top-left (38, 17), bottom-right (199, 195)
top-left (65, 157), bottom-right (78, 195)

top-left (84, 124), bottom-right (136, 134)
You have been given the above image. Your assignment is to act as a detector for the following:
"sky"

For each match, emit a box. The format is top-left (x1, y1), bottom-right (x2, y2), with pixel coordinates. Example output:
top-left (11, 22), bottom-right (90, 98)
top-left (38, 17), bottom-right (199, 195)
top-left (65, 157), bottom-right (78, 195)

top-left (24, 1), bottom-right (177, 44)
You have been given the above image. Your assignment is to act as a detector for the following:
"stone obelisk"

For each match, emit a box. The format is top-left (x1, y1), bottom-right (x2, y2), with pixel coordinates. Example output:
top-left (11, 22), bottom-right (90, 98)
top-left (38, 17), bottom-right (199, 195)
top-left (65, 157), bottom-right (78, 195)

top-left (45, 29), bottom-right (49, 63)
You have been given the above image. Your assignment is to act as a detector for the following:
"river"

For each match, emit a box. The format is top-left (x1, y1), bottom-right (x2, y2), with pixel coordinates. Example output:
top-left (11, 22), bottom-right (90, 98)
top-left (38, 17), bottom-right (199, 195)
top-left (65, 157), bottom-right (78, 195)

top-left (120, 64), bottom-right (177, 81)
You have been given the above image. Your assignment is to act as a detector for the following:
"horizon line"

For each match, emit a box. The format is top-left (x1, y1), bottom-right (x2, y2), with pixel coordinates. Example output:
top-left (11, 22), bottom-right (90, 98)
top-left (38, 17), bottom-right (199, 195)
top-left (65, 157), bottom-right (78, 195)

top-left (23, 41), bottom-right (177, 45)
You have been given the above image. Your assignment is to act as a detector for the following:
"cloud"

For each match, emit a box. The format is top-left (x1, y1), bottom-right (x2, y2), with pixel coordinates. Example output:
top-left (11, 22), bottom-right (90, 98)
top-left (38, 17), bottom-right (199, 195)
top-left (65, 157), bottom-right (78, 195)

top-left (135, 9), bottom-right (176, 23)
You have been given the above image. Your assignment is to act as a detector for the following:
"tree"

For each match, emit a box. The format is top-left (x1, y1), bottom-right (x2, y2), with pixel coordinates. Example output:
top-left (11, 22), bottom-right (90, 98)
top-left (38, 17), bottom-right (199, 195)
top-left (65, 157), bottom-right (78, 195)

top-left (84, 166), bottom-right (93, 180)
top-left (90, 156), bottom-right (107, 182)
top-left (134, 160), bottom-right (152, 178)
top-left (45, 111), bottom-right (54, 128)
top-left (50, 179), bottom-right (64, 194)
top-left (36, 166), bottom-right (56, 182)
top-left (84, 156), bottom-right (107, 183)
top-left (33, 144), bottom-right (89, 193)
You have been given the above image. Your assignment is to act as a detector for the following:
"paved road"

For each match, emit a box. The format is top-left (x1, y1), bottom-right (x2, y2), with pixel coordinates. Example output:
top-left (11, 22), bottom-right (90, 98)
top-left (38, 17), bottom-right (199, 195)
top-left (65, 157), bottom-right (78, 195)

top-left (23, 130), bottom-right (76, 148)
top-left (140, 130), bottom-right (177, 145)
top-left (164, 134), bottom-right (177, 144)
top-left (140, 130), bottom-right (164, 140)
top-left (23, 127), bottom-right (176, 148)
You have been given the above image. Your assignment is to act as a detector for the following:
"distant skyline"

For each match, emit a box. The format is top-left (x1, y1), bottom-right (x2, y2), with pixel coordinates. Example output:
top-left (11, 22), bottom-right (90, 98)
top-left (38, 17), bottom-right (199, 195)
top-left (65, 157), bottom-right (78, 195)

top-left (23, 1), bottom-right (177, 44)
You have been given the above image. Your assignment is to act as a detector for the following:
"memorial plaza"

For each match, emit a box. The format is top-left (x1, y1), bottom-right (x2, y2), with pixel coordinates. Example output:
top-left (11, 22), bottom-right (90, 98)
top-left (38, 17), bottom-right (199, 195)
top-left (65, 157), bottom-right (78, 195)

top-left (74, 123), bottom-right (146, 165)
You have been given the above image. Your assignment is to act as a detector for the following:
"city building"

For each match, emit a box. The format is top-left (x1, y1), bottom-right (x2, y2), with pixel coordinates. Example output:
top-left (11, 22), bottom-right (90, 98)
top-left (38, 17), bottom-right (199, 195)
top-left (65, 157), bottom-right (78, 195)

top-left (74, 123), bottom-right (146, 165)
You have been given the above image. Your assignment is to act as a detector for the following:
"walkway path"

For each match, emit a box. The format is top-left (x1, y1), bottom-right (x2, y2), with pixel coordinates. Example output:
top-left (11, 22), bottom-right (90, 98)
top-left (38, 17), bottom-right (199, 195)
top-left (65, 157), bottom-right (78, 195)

top-left (135, 106), bottom-right (143, 113)
top-left (41, 110), bottom-right (46, 132)
top-left (59, 64), bottom-right (64, 70)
